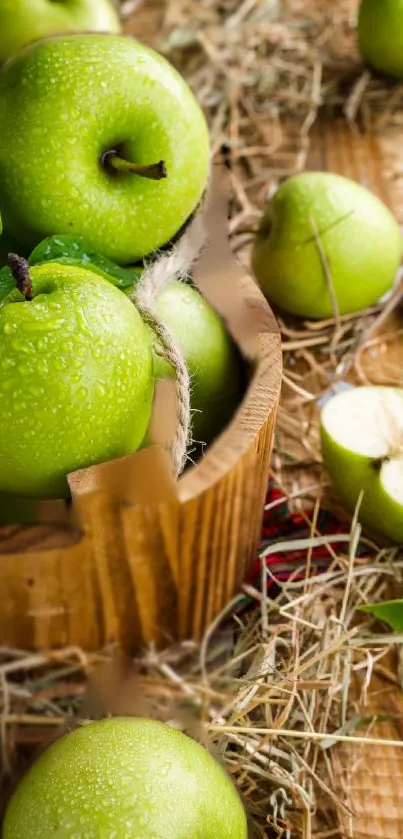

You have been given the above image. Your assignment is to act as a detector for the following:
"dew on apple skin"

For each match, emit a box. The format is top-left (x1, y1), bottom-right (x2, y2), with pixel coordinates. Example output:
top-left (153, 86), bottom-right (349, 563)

top-left (28, 384), bottom-right (45, 398)
top-left (36, 360), bottom-right (48, 375)
top-left (11, 339), bottom-right (29, 353)
top-left (1, 380), bottom-right (14, 391)
top-left (13, 401), bottom-right (27, 412)
top-left (1, 357), bottom-right (14, 369)
top-left (3, 322), bottom-right (14, 336)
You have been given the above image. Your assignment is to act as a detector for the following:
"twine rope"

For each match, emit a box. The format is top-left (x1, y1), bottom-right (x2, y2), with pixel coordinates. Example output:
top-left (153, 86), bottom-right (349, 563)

top-left (131, 194), bottom-right (209, 477)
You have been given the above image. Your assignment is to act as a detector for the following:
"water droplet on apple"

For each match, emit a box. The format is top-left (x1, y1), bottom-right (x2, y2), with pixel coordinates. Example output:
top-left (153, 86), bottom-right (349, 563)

top-left (37, 360), bottom-right (48, 375)
top-left (1, 379), bottom-right (14, 392)
top-left (28, 384), bottom-right (44, 398)
top-left (11, 339), bottom-right (28, 353)
top-left (3, 322), bottom-right (14, 336)
top-left (77, 386), bottom-right (88, 400)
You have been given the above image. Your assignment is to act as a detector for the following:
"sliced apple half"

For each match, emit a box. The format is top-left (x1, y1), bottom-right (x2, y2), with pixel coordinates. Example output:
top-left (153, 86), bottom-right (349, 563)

top-left (320, 385), bottom-right (403, 543)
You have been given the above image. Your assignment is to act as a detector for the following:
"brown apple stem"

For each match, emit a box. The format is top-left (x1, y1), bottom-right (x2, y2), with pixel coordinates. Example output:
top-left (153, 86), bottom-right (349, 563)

top-left (8, 253), bottom-right (33, 301)
top-left (103, 151), bottom-right (167, 181)
top-left (371, 456), bottom-right (390, 472)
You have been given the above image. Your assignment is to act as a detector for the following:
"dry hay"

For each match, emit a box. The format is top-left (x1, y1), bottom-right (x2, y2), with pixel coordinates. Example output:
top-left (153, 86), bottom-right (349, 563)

top-left (122, 0), bottom-right (403, 235)
top-left (1, 2), bottom-right (403, 838)
top-left (1, 529), bottom-right (402, 838)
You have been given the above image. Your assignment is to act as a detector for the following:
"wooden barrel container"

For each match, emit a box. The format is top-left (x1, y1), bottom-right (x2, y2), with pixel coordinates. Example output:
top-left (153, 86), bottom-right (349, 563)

top-left (0, 172), bottom-right (282, 653)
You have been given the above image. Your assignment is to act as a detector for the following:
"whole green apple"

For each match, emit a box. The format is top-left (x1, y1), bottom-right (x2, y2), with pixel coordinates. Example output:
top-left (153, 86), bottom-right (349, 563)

top-left (0, 257), bottom-right (153, 498)
top-left (358, 0), bottom-right (403, 79)
top-left (321, 385), bottom-right (403, 543)
top-left (252, 172), bottom-right (402, 319)
top-left (0, 34), bottom-right (210, 264)
top-left (0, 0), bottom-right (121, 64)
top-left (153, 282), bottom-right (242, 446)
top-left (3, 717), bottom-right (248, 839)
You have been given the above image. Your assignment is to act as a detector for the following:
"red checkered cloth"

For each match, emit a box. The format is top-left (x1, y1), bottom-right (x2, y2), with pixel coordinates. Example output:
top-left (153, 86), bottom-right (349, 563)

top-left (249, 478), bottom-right (368, 591)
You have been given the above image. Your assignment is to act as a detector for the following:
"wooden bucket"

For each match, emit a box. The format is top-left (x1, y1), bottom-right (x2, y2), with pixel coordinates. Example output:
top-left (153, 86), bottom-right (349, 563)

top-left (0, 170), bottom-right (282, 653)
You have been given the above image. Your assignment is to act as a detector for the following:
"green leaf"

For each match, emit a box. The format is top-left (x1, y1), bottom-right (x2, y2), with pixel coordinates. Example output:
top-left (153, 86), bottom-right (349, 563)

top-left (29, 235), bottom-right (142, 291)
top-left (359, 600), bottom-right (403, 631)
top-left (0, 265), bottom-right (18, 306)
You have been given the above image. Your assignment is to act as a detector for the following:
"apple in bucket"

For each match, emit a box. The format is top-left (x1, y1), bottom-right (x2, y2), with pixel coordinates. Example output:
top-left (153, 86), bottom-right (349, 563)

top-left (0, 256), bottom-right (153, 499)
top-left (0, 34), bottom-right (210, 264)
top-left (0, 0), bottom-right (121, 64)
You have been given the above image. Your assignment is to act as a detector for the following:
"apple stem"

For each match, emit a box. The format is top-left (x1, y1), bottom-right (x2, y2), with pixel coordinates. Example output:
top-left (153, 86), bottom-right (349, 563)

top-left (102, 151), bottom-right (167, 181)
top-left (8, 254), bottom-right (33, 301)
top-left (371, 456), bottom-right (389, 472)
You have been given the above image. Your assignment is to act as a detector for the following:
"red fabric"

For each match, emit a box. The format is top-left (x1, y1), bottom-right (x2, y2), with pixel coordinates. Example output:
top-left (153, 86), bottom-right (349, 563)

top-left (249, 479), bottom-right (368, 590)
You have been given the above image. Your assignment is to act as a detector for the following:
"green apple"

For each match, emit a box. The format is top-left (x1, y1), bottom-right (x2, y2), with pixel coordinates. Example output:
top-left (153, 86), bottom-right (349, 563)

top-left (0, 257), bottom-right (153, 498)
top-left (0, 34), bottom-right (210, 264)
top-left (252, 172), bottom-right (402, 319)
top-left (153, 281), bottom-right (242, 446)
top-left (358, 0), bottom-right (403, 79)
top-left (321, 385), bottom-right (403, 543)
top-left (0, 0), bottom-right (121, 65)
top-left (3, 717), bottom-right (248, 838)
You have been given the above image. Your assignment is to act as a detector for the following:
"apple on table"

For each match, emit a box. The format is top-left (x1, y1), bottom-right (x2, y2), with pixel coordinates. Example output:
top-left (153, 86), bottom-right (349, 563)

top-left (358, 0), bottom-right (403, 79)
top-left (252, 172), bottom-right (402, 320)
top-left (3, 717), bottom-right (248, 839)
top-left (0, 0), bottom-right (121, 64)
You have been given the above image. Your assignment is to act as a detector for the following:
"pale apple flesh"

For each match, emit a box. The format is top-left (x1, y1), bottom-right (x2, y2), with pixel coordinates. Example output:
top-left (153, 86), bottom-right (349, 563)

top-left (321, 386), bottom-right (403, 543)
top-left (0, 0), bottom-right (121, 64)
